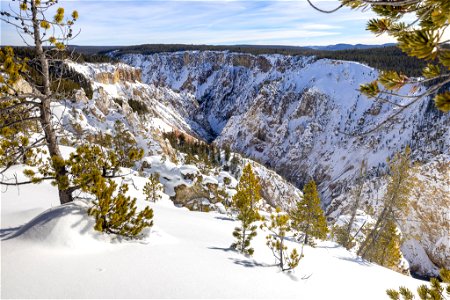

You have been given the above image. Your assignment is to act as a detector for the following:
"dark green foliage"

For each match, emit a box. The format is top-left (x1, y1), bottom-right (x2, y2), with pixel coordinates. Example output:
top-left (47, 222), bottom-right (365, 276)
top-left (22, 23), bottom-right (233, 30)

top-left (338, 0), bottom-right (450, 112)
top-left (127, 99), bottom-right (149, 115)
top-left (229, 154), bottom-right (241, 176)
top-left (12, 46), bottom-right (117, 64)
top-left (224, 145), bottom-right (231, 162)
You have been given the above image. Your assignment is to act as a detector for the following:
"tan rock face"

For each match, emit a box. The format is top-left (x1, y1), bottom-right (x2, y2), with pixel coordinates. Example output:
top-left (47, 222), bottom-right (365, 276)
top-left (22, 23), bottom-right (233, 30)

top-left (94, 87), bottom-right (111, 115)
top-left (74, 88), bottom-right (88, 103)
top-left (94, 68), bottom-right (141, 85)
top-left (402, 158), bottom-right (450, 271)
top-left (232, 54), bottom-right (253, 68)
top-left (172, 181), bottom-right (219, 210)
top-left (9, 78), bottom-right (33, 94)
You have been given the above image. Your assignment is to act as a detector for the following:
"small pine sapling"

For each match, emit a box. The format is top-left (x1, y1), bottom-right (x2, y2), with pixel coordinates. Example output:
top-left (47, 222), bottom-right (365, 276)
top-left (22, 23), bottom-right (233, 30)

top-left (88, 179), bottom-right (154, 238)
top-left (290, 180), bottom-right (328, 247)
top-left (231, 164), bottom-right (261, 256)
top-left (262, 207), bottom-right (301, 271)
top-left (143, 173), bottom-right (163, 202)
top-left (113, 121), bottom-right (144, 168)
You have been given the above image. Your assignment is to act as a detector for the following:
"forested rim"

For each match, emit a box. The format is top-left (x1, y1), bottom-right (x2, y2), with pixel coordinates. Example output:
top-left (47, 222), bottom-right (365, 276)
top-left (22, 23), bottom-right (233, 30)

top-left (10, 43), bottom-right (450, 77)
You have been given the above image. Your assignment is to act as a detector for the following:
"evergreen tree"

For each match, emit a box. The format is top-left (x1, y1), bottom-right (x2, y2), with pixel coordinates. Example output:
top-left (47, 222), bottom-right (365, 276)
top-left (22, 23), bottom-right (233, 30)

top-left (143, 173), bottom-right (163, 202)
top-left (231, 163), bottom-right (261, 256)
top-left (387, 268), bottom-right (450, 300)
top-left (88, 179), bottom-right (154, 237)
top-left (358, 147), bottom-right (415, 267)
top-left (113, 120), bottom-right (144, 168)
top-left (364, 219), bottom-right (402, 269)
top-left (262, 207), bottom-right (301, 271)
top-left (290, 180), bottom-right (328, 246)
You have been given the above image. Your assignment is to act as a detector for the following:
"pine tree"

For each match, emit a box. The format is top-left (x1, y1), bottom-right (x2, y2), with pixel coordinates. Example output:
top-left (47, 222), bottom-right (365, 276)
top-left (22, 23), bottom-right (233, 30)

top-left (387, 268), bottom-right (450, 300)
top-left (231, 163), bottom-right (261, 256)
top-left (143, 173), bottom-right (163, 202)
top-left (290, 180), bottom-right (328, 246)
top-left (113, 120), bottom-right (144, 168)
top-left (364, 219), bottom-right (402, 269)
top-left (262, 207), bottom-right (301, 271)
top-left (88, 179), bottom-right (154, 238)
top-left (358, 147), bottom-right (415, 266)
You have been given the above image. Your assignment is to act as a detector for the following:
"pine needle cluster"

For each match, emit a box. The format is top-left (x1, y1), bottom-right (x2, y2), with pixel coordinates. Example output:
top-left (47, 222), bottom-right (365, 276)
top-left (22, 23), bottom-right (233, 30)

top-left (387, 268), bottom-right (450, 300)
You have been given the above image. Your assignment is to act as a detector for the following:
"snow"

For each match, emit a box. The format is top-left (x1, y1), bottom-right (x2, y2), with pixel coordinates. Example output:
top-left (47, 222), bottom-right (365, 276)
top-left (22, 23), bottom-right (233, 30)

top-left (1, 166), bottom-right (424, 298)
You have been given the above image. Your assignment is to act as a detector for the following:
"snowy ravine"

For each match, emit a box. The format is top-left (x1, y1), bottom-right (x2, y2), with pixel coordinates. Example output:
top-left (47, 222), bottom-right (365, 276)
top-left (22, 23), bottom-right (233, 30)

top-left (1, 165), bottom-right (423, 299)
top-left (119, 51), bottom-right (449, 204)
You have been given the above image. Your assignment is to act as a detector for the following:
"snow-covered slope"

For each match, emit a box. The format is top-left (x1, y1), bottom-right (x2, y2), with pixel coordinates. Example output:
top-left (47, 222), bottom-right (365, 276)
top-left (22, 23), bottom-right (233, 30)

top-left (1, 165), bottom-right (423, 299)
top-left (119, 51), bottom-right (449, 205)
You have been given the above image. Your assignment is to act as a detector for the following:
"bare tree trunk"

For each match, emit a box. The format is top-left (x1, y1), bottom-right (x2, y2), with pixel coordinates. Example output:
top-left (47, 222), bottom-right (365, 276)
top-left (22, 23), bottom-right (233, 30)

top-left (31, 0), bottom-right (72, 205)
top-left (279, 239), bottom-right (284, 269)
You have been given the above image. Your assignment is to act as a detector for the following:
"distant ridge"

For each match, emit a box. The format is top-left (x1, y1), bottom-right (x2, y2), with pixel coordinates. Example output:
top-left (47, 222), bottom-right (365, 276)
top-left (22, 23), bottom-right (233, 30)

top-left (66, 43), bottom-right (396, 56)
top-left (306, 43), bottom-right (397, 51)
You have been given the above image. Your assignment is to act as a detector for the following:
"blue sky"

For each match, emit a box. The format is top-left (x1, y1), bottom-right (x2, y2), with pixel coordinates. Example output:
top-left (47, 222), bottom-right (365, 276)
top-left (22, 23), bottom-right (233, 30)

top-left (1, 0), bottom-right (396, 46)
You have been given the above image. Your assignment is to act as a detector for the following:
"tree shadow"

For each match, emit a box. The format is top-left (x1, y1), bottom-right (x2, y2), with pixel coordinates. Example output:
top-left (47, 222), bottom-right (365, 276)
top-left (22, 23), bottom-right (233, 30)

top-left (214, 216), bottom-right (234, 222)
top-left (1, 203), bottom-right (89, 241)
top-left (229, 258), bottom-right (273, 268)
top-left (0, 226), bottom-right (22, 239)
top-left (283, 271), bottom-right (301, 282)
top-left (337, 256), bottom-right (371, 266)
top-left (207, 246), bottom-right (235, 252)
top-left (316, 243), bottom-right (340, 249)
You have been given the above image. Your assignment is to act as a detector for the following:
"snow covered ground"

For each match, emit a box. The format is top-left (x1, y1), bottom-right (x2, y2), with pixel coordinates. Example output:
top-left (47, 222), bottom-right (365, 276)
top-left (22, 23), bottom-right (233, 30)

top-left (1, 167), bottom-right (424, 299)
